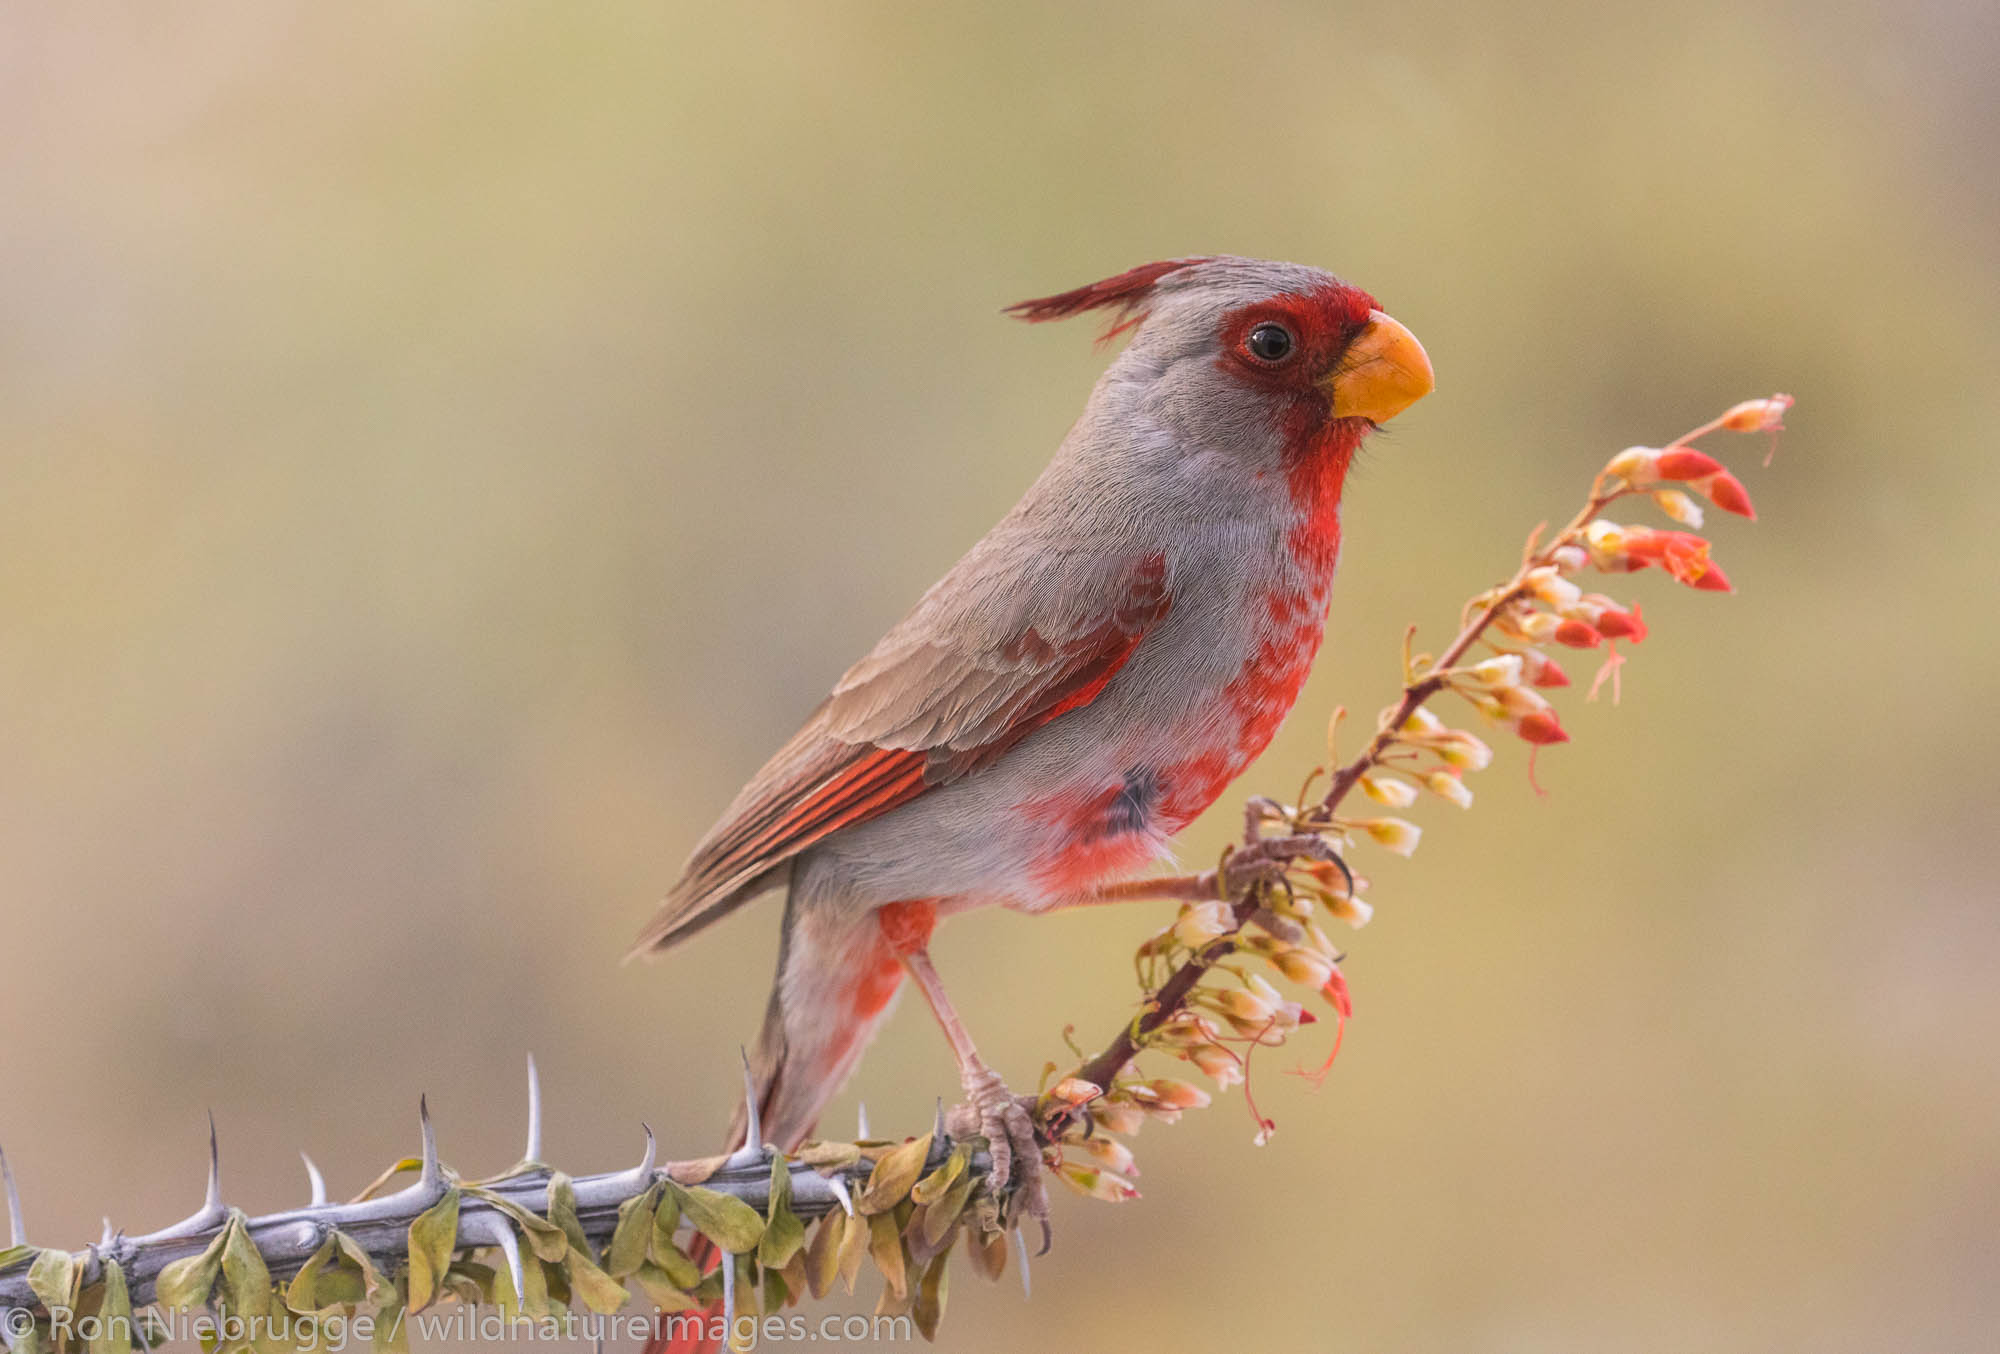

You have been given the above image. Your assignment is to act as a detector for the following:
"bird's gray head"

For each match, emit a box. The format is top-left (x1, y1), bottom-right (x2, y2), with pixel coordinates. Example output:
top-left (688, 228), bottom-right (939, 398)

top-left (1007, 256), bottom-right (1434, 507)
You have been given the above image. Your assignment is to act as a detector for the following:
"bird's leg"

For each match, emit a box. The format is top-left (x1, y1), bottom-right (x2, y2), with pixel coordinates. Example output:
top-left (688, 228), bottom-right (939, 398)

top-left (1064, 833), bottom-right (1352, 910)
top-left (883, 915), bottom-right (1049, 1232)
top-left (1075, 872), bottom-right (1224, 905)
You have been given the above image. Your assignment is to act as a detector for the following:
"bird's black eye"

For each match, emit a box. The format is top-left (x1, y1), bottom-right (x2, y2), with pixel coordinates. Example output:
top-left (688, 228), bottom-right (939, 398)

top-left (1246, 323), bottom-right (1294, 362)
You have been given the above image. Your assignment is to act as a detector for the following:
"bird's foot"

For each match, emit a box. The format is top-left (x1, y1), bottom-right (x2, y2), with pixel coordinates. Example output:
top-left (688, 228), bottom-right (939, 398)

top-left (946, 1061), bottom-right (1050, 1247)
top-left (1224, 831), bottom-right (1351, 896)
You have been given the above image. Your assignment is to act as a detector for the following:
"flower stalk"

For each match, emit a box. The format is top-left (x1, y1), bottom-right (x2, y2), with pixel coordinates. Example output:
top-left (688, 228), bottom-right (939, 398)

top-left (1041, 393), bottom-right (1790, 1184)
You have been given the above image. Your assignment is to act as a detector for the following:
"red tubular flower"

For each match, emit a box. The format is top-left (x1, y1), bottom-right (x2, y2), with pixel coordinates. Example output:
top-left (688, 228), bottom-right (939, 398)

top-left (1553, 618), bottom-right (1604, 648)
top-left (1691, 560), bottom-right (1734, 592)
top-left (1523, 651), bottom-right (1570, 688)
top-left (1623, 528), bottom-right (1722, 586)
top-left (1594, 602), bottom-right (1647, 641)
top-left (1702, 471), bottom-right (1757, 519)
top-left (1515, 709), bottom-right (1571, 744)
top-left (1655, 447), bottom-right (1724, 480)
top-left (1320, 967), bottom-right (1353, 1019)
top-left (1652, 447), bottom-right (1757, 520)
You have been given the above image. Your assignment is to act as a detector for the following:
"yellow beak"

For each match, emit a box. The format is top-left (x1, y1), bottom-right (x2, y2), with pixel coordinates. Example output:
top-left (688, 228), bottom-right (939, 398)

top-left (1327, 310), bottom-right (1434, 423)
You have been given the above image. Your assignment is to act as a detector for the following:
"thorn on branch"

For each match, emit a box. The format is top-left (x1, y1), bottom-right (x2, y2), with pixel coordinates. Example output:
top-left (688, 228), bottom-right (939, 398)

top-left (524, 1053), bottom-right (544, 1165)
top-left (1, 1144), bottom-right (23, 1247)
top-left (300, 1153), bottom-right (327, 1208)
top-left (416, 1096), bottom-right (441, 1194)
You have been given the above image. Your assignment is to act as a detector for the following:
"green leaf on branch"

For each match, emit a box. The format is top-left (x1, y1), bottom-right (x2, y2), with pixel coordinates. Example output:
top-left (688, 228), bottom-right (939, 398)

top-left (88, 1259), bottom-right (132, 1354)
top-left (405, 1187), bottom-right (461, 1313)
top-left (673, 1183), bottom-right (764, 1255)
top-left (545, 1174), bottom-right (592, 1262)
top-left (757, 1158), bottom-right (806, 1270)
top-left (913, 1242), bottom-right (953, 1342)
top-left (606, 1183), bottom-right (662, 1279)
top-left (857, 1135), bottom-right (931, 1215)
top-left (25, 1247), bottom-right (77, 1316)
top-left (155, 1229), bottom-right (227, 1311)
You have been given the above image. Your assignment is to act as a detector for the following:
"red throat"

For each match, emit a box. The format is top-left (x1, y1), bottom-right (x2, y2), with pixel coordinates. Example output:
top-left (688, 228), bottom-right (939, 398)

top-left (1282, 413), bottom-right (1362, 578)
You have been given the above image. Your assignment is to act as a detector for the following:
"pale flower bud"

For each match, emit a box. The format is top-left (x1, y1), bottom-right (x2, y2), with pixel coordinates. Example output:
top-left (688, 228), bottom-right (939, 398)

top-left (1048, 1077), bottom-right (1102, 1108)
top-left (1584, 519), bottom-right (1644, 572)
top-left (1186, 1042), bottom-right (1245, 1087)
top-left (1653, 489), bottom-right (1704, 527)
top-left (1075, 1134), bottom-right (1137, 1174)
top-left (1466, 654), bottom-right (1526, 689)
top-left (1434, 729), bottom-right (1494, 771)
top-left (1058, 1164), bottom-right (1139, 1202)
top-left (1359, 770), bottom-right (1420, 808)
top-left (1172, 899), bottom-right (1235, 949)
top-left (1153, 1010), bottom-right (1224, 1049)
top-left (1326, 890), bottom-right (1374, 927)
top-left (1240, 974), bottom-right (1307, 1037)
top-left (1550, 544), bottom-right (1589, 573)
top-left (1272, 944), bottom-right (1335, 988)
top-left (1604, 445), bottom-right (1661, 483)
top-left (1525, 568), bottom-right (1583, 611)
top-left (1362, 817), bottom-right (1422, 857)
top-left (1136, 1078), bottom-right (1211, 1111)
top-left (1719, 394), bottom-right (1792, 432)
top-left (1514, 609), bottom-right (1563, 643)
top-left (1402, 707), bottom-right (1445, 735)
top-left (1214, 979), bottom-right (1278, 1028)
top-left (1426, 768), bottom-right (1474, 808)
top-left (1090, 1101), bottom-right (1146, 1136)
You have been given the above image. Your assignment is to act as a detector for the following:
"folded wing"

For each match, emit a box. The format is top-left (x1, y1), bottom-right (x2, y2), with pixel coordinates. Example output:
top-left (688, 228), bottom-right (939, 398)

top-left (628, 547), bottom-right (1170, 955)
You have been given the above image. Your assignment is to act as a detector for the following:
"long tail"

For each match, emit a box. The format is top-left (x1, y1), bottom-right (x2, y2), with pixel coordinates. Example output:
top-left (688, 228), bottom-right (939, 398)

top-left (645, 897), bottom-right (910, 1354)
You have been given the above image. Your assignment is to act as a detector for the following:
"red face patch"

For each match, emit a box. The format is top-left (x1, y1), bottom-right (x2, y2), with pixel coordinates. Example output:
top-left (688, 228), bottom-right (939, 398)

top-left (1212, 282), bottom-right (1379, 529)
top-left (1215, 282), bottom-right (1379, 399)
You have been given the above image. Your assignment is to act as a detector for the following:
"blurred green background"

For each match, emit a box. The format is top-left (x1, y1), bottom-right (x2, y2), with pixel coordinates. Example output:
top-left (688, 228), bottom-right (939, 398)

top-left (3, 3), bottom-right (1996, 1350)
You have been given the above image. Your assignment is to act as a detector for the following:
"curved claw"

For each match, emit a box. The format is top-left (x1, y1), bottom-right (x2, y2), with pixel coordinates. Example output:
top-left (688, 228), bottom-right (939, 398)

top-left (954, 1068), bottom-right (1050, 1248)
top-left (1318, 845), bottom-right (1355, 898)
top-left (1243, 795), bottom-right (1290, 840)
top-left (1227, 832), bottom-right (1351, 898)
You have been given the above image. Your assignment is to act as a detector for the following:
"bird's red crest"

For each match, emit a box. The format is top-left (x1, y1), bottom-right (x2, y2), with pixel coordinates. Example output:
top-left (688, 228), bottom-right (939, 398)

top-left (1005, 257), bottom-right (1211, 341)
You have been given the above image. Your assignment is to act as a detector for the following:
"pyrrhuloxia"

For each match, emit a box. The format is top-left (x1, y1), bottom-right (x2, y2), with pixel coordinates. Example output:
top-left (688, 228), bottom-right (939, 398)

top-left (630, 255), bottom-right (1432, 1246)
